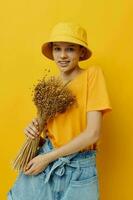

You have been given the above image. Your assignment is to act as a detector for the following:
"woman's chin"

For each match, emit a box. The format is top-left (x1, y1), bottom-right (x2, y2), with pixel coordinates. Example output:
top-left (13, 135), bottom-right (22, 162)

top-left (59, 66), bottom-right (71, 72)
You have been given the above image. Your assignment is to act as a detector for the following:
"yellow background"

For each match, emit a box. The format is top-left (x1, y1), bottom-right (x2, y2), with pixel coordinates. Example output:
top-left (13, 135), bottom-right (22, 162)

top-left (0, 0), bottom-right (133, 199)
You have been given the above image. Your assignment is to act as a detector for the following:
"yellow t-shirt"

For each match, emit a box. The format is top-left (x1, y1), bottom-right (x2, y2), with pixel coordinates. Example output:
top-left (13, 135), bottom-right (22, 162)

top-left (46, 65), bottom-right (112, 151)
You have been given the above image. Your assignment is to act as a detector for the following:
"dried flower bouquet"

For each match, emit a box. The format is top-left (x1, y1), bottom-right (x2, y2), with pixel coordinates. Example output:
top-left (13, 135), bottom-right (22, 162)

top-left (13, 74), bottom-right (77, 171)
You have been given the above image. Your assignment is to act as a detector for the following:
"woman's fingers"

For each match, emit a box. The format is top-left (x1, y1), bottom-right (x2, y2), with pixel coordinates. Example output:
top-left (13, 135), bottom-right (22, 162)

top-left (29, 123), bottom-right (39, 134)
top-left (28, 127), bottom-right (38, 137)
top-left (24, 128), bottom-right (35, 139)
top-left (24, 118), bottom-right (40, 139)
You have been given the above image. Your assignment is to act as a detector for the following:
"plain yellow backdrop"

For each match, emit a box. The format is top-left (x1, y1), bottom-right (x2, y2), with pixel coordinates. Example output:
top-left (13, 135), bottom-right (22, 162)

top-left (0, 0), bottom-right (133, 199)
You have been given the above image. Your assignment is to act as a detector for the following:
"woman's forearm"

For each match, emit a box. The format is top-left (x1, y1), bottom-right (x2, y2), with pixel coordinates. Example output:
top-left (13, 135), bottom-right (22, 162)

top-left (47, 130), bottom-right (99, 162)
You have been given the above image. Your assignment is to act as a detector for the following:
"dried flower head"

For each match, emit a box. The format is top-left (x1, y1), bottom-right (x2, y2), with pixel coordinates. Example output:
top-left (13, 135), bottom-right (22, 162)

top-left (33, 76), bottom-right (77, 126)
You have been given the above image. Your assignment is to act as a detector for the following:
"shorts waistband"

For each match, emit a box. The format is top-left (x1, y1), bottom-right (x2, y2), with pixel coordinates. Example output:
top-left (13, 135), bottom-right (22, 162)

top-left (40, 138), bottom-right (97, 166)
top-left (39, 138), bottom-right (97, 183)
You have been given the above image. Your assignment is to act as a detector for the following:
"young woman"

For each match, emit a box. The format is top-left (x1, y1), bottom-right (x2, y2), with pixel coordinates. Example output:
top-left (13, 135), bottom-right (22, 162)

top-left (7, 22), bottom-right (112, 200)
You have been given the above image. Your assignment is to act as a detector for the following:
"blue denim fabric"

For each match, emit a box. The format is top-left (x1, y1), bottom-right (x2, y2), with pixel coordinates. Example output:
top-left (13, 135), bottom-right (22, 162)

top-left (7, 138), bottom-right (100, 200)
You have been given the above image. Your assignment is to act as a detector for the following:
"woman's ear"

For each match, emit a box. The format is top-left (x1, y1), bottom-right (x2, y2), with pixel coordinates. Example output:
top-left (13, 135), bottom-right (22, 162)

top-left (80, 46), bottom-right (86, 58)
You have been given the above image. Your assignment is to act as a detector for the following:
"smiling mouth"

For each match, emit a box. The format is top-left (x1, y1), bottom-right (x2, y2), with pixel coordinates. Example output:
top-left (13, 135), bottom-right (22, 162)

top-left (58, 61), bottom-right (70, 66)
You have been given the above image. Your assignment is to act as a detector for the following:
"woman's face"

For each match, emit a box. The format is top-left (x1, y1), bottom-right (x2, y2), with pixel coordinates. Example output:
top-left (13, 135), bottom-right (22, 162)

top-left (52, 42), bottom-right (85, 73)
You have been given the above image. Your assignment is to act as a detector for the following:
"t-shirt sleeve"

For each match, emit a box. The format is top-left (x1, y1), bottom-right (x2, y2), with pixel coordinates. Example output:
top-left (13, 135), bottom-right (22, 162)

top-left (86, 66), bottom-right (112, 115)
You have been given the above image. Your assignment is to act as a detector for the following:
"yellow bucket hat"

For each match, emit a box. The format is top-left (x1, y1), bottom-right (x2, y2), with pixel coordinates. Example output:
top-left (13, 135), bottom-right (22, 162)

top-left (41, 22), bottom-right (92, 61)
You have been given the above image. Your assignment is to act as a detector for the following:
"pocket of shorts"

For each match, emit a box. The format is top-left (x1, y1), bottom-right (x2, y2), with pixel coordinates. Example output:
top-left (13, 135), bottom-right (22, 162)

top-left (62, 166), bottom-right (99, 200)
top-left (62, 175), bottom-right (99, 200)
top-left (70, 174), bottom-right (98, 186)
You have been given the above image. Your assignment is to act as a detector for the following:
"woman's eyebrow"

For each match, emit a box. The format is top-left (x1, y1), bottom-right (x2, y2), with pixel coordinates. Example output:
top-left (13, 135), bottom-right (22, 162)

top-left (53, 44), bottom-right (59, 46)
top-left (68, 44), bottom-right (75, 46)
top-left (53, 44), bottom-right (75, 47)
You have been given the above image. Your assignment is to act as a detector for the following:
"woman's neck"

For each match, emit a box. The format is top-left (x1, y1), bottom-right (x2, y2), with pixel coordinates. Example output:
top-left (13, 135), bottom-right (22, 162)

top-left (60, 66), bottom-right (84, 83)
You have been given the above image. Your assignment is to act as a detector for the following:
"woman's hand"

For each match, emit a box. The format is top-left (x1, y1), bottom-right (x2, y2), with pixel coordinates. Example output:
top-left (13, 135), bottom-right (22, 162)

top-left (24, 118), bottom-right (40, 139)
top-left (23, 153), bottom-right (52, 176)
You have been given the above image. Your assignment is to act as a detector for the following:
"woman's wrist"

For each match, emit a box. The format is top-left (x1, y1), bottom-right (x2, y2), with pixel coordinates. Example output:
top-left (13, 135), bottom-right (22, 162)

top-left (44, 149), bottom-right (60, 163)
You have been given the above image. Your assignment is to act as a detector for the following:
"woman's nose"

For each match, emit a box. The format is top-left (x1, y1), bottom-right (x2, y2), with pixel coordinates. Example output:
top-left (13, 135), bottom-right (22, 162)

top-left (60, 50), bottom-right (68, 58)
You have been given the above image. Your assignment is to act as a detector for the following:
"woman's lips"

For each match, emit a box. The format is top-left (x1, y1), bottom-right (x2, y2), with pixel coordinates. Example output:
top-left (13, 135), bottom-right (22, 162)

top-left (58, 61), bottom-right (70, 66)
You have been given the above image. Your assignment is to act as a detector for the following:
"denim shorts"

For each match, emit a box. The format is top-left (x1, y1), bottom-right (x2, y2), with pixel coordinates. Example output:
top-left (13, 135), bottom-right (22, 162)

top-left (7, 138), bottom-right (100, 200)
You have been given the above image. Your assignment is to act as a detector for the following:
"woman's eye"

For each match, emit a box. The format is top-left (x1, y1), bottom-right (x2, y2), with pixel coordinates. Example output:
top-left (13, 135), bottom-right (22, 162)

top-left (53, 47), bottom-right (75, 52)
top-left (67, 48), bottom-right (74, 51)
top-left (54, 47), bottom-right (60, 51)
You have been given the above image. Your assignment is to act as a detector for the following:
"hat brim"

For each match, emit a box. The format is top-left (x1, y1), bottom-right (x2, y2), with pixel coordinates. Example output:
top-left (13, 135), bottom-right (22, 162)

top-left (41, 36), bottom-right (92, 61)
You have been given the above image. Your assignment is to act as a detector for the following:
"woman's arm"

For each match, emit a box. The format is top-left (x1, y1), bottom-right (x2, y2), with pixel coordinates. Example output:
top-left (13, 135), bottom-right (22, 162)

top-left (47, 111), bottom-right (102, 162)
top-left (24, 111), bottom-right (102, 175)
